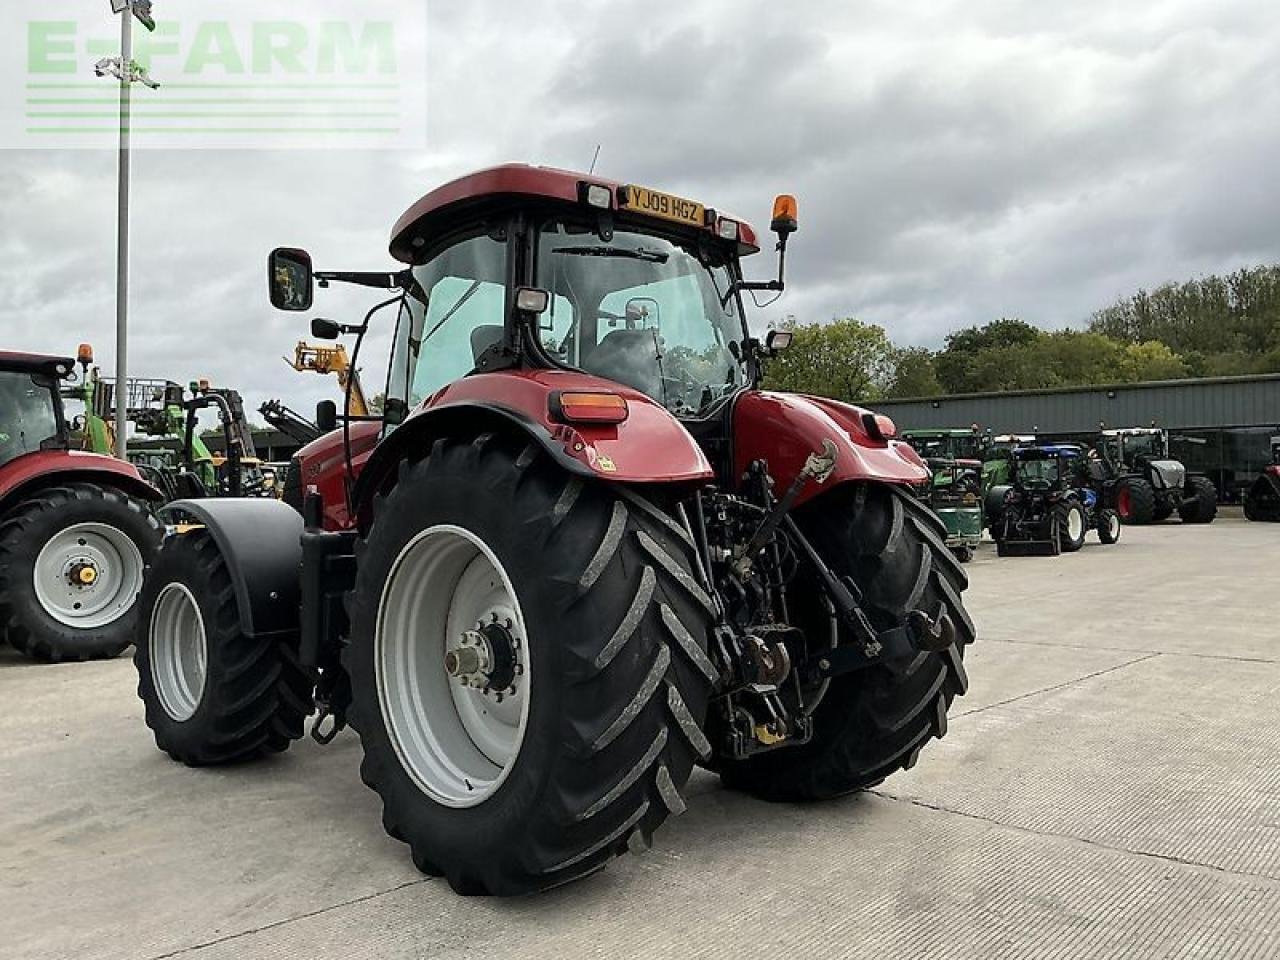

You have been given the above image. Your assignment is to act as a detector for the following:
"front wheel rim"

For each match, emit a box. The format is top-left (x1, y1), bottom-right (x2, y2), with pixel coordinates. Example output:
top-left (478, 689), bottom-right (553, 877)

top-left (32, 522), bottom-right (145, 629)
top-left (376, 524), bottom-right (531, 809)
top-left (1109, 514), bottom-right (1122, 540)
top-left (149, 583), bottom-right (208, 722)
top-left (1067, 508), bottom-right (1085, 542)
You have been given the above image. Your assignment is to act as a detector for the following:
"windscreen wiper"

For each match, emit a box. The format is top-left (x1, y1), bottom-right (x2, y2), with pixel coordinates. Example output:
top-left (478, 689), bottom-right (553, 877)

top-left (552, 246), bottom-right (669, 264)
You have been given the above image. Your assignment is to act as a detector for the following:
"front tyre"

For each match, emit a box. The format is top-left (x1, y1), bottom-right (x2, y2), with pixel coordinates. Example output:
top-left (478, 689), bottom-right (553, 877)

top-left (134, 531), bottom-right (313, 765)
top-left (720, 482), bottom-right (975, 801)
top-left (0, 484), bottom-right (160, 662)
top-left (1178, 476), bottom-right (1218, 524)
top-left (1097, 508), bottom-right (1122, 544)
top-left (344, 436), bottom-right (715, 896)
top-left (1056, 501), bottom-right (1088, 553)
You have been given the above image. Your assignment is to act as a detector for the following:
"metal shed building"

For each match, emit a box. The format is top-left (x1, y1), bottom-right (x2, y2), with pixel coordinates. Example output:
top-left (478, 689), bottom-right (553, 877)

top-left (876, 374), bottom-right (1280, 500)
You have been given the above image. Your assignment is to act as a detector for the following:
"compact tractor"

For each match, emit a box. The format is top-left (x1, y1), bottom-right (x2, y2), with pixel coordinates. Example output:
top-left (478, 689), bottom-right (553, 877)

top-left (1092, 427), bottom-right (1216, 524)
top-left (902, 429), bottom-right (985, 562)
top-left (133, 165), bottom-right (974, 896)
top-left (0, 349), bottom-right (161, 661)
top-left (1244, 436), bottom-right (1280, 522)
top-left (989, 444), bottom-right (1121, 556)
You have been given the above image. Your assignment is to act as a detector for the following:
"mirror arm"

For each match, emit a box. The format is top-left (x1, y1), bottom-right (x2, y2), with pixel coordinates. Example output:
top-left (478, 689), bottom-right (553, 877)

top-left (314, 270), bottom-right (400, 290)
top-left (725, 233), bottom-right (790, 304)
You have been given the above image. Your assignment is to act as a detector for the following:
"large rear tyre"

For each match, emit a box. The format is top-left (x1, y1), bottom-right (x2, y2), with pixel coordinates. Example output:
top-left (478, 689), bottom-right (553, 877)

top-left (344, 436), bottom-right (715, 896)
top-left (1056, 501), bottom-right (1088, 553)
top-left (134, 531), bottom-right (313, 765)
top-left (0, 484), bottom-right (160, 662)
top-left (719, 482), bottom-right (974, 802)
top-left (1115, 478), bottom-right (1155, 525)
top-left (1178, 476), bottom-right (1218, 524)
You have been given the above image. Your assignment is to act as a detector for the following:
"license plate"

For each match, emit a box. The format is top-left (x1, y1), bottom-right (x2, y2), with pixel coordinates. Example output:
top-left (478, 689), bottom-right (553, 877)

top-left (621, 185), bottom-right (705, 228)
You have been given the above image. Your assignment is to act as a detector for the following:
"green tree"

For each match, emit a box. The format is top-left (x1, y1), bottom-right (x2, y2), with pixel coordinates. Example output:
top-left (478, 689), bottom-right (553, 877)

top-left (886, 347), bottom-right (943, 398)
top-left (760, 318), bottom-right (897, 402)
top-left (934, 318), bottom-right (1043, 393)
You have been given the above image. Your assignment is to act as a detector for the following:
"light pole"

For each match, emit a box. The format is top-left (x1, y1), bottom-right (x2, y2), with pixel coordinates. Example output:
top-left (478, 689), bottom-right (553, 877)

top-left (99, 1), bottom-right (157, 458)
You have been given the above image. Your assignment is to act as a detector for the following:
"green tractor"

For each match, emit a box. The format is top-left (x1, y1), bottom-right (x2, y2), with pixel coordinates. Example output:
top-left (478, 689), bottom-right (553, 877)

top-left (1244, 436), bottom-right (1280, 522)
top-left (69, 352), bottom-right (267, 501)
top-left (902, 429), bottom-right (985, 562)
top-left (981, 434), bottom-right (1034, 491)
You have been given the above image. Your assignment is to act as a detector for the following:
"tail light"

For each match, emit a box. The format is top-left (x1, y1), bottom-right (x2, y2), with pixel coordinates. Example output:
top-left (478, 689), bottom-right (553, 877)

top-left (550, 391), bottom-right (629, 425)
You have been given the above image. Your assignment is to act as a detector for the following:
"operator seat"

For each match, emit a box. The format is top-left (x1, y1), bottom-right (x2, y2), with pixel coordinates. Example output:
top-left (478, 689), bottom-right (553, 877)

top-left (470, 325), bottom-right (504, 366)
top-left (587, 329), bottom-right (663, 404)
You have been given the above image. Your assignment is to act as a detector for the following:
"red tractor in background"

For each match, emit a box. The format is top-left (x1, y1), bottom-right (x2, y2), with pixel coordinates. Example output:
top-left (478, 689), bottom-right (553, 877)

top-left (134, 165), bottom-right (975, 896)
top-left (0, 349), bottom-right (162, 661)
top-left (1244, 436), bottom-right (1280, 522)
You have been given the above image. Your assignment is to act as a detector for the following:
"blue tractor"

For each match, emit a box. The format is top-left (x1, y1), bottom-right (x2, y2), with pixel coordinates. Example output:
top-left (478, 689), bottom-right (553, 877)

top-left (987, 444), bottom-right (1122, 557)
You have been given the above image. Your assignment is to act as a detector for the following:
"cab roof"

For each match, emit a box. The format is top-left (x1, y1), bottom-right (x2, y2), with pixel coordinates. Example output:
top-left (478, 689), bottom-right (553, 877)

top-left (1014, 444), bottom-right (1082, 459)
top-left (389, 163), bottom-right (761, 264)
top-left (0, 351), bottom-right (73, 376)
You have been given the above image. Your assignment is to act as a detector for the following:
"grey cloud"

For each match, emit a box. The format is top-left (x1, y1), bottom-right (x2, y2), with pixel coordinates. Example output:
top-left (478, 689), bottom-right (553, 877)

top-left (2, 0), bottom-right (1278, 414)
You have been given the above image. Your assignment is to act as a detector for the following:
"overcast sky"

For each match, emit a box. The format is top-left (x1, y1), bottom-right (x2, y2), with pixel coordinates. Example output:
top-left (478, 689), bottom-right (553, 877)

top-left (2, 0), bottom-right (1278, 418)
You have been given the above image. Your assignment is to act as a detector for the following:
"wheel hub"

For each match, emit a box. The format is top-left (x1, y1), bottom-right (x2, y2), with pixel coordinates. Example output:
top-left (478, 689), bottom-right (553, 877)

top-left (68, 561), bottom-right (100, 587)
top-left (445, 619), bottom-right (521, 699)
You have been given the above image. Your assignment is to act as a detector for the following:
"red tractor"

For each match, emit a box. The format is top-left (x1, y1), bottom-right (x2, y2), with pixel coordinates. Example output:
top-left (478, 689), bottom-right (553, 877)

top-left (0, 350), bottom-right (162, 661)
top-left (133, 166), bottom-right (974, 895)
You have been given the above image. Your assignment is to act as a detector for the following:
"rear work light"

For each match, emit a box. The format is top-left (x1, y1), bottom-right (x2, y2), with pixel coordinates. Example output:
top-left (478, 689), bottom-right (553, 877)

top-left (717, 218), bottom-right (740, 241)
top-left (862, 412), bottom-right (898, 442)
top-left (550, 391), bottom-right (630, 425)
top-left (581, 182), bottom-right (613, 210)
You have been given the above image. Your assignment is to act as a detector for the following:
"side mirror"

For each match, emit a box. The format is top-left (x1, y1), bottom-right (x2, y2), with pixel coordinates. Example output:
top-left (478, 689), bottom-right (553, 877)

top-left (384, 398), bottom-right (409, 427)
top-left (771, 195), bottom-right (799, 237)
top-left (626, 298), bottom-right (660, 330)
top-left (310, 317), bottom-right (341, 340)
top-left (315, 400), bottom-right (338, 433)
top-left (269, 247), bottom-right (315, 312)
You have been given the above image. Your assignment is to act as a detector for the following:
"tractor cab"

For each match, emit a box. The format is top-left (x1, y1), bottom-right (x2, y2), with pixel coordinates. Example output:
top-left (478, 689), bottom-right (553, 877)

top-left (0, 351), bottom-right (74, 471)
top-left (1101, 427), bottom-right (1170, 471)
top-left (1011, 444), bottom-right (1081, 493)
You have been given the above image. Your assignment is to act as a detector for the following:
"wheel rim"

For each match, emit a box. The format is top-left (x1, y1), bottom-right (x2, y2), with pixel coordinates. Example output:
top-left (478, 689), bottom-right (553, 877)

top-left (1067, 507), bottom-right (1085, 542)
top-left (31, 522), bottom-right (145, 629)
top-left (1109, 514), bottom-right (1122, 540)
top-left (1117, 487), bottom-right (1131, 518)
top-left (149, 583), bottom-right (208, 722)
top-left (376, 524), bottom-right (530, 808)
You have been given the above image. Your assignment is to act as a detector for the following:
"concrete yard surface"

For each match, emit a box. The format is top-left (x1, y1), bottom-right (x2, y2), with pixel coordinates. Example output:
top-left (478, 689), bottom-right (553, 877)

top-left (1, 519), bottom-right (1277, 959)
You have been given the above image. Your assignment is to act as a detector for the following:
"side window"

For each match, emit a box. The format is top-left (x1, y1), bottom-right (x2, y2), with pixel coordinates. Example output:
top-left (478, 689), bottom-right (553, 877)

top-left (391, 233), bottom-right (508, 406)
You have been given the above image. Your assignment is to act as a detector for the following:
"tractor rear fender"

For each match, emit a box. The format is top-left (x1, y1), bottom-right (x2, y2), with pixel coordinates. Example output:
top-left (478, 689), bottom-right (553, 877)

top-left (0, 450), bottom-right (163, 517)
top-left (351, 370), bottom-right (714, 530)
top-left (733, 392), bottom-right (929, 508)
top-left (158, 498), bottom-right (303, 639)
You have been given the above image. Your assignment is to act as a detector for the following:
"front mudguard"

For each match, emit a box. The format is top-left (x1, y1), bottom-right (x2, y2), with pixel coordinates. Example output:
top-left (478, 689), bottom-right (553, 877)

top-left (733, 392), bottom-right (928, 508)
top-left (158, 499), bottom-right (303, 639)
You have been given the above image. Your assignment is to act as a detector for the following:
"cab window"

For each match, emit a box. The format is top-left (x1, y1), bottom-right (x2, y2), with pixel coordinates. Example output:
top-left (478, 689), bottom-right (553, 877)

top-left (388, 232), bottom-right (508, 407)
